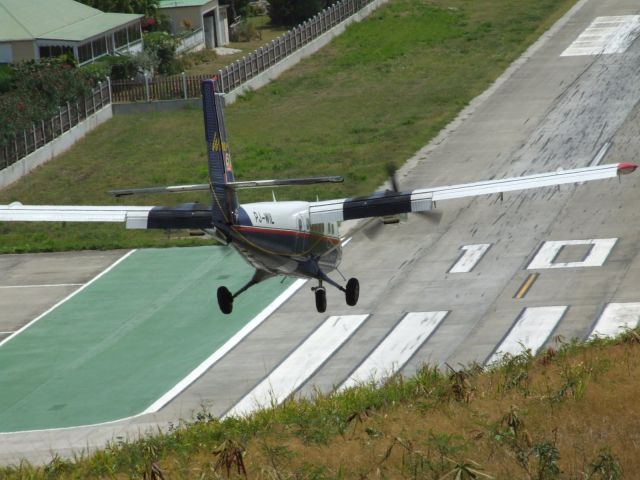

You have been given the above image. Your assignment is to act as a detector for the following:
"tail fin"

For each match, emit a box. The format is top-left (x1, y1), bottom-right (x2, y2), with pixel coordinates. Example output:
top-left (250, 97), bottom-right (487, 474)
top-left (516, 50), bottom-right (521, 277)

top-left (201, 79), bottom-right (238, 224)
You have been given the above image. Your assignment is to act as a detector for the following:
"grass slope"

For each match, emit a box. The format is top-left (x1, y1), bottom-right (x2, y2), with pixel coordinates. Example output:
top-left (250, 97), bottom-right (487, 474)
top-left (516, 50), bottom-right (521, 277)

top-left (0, 0), bottom-right (576, 253)
top-left (3, 333), bottom-right (639, 478)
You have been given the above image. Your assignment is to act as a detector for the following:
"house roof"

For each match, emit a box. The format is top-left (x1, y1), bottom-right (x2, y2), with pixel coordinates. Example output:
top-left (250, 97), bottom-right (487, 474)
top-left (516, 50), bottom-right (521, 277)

top-left (0, 0), bottom-right (141, 43)
top-left (159, 0), bottom-right (216, 8)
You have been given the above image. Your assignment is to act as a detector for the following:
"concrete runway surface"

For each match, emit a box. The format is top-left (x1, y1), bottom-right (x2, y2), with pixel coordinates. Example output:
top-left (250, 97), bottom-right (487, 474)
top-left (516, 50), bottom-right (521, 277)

top-left (1, 0), bottom-right (640, 464)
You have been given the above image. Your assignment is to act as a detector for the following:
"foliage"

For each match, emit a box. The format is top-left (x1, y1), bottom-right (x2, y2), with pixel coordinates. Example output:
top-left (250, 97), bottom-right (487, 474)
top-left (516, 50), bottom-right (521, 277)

top-left (0, 58), bottom-right (96, 148)
top-left (0, 65), bottom-right (14, 94)
top-left (268, 0), bottom-right (332, 26)
top-left (230, 19), bottom-right (262, 42)
top-left (221, 0), bottom-right (253, 23)
top-left (97, 51), bottom-right (158, 80)
top-left (143, 31), bottom-right (182, 75)
top-left (76, 0), bottom-right (159, 17)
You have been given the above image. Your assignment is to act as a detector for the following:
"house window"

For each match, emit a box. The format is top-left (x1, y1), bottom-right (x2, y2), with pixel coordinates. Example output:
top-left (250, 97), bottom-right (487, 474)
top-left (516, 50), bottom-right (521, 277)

top-left (114, 28), bottom-right (128, 48)
top-left (77, 43), bottom-right (93, 63)
top-left (39, 45), bottom-right (72, 59)
top-left (127, 24), bottom-right (141, 42)
top-left (91, 37), bottom-right (107, 57)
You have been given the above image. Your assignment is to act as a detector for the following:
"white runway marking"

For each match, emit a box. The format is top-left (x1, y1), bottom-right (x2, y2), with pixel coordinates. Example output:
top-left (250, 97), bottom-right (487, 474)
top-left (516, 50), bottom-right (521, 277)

top-left (448, 244), bottom-right (491, 273)
top-left (487, 306), bottom-right (567, 364)
top-left (224, 315), bottom-right (369, 418)
top-left (0, 250), bottom-right (136, 348)
top-left (0, 283), bottom-right (83, 289)
top-left (561, 15), bottom-right (640, 57)
top-left (339, 311), bottom-right (448, 391)
top-left (144, 278), bottom-right (309, 413)
top-left (589, 303), bottom-right (640, 339)
top-left (527, 238), bottom-right (617, 269)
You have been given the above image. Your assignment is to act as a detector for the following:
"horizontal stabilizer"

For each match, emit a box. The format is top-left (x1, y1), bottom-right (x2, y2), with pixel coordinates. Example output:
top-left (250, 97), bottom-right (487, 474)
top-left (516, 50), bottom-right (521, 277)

top-left (226, 176), bottom-right (343, 189)
top-left (110, 184), bottom-right (210, 197)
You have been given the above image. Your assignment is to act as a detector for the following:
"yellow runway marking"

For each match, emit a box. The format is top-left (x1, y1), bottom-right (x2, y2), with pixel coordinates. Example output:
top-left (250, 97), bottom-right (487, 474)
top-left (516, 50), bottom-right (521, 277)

top-left (514, 273), bottom-right (539, 299)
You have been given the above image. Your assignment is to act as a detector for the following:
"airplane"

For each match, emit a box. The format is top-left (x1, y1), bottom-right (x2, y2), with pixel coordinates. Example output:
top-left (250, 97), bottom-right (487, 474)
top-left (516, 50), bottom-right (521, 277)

top-left (0, 79), bottom-right (637, 314)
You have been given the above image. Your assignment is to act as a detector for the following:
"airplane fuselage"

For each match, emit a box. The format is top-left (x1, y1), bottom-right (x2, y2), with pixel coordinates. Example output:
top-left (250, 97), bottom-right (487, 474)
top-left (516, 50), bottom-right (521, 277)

top-left (225, 201), bottom-right (342, 279)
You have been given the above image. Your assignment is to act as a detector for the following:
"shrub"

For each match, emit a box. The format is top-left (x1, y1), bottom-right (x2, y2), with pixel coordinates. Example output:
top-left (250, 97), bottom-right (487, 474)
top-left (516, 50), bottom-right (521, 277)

top-left (230, 19), bottom-right (262, 42)
top-left (143, 31), bottom-right (182, 75)
top-left (0, 58), bottom-right (96, 147)
top-left (268, 0), bottom-right (331, 26)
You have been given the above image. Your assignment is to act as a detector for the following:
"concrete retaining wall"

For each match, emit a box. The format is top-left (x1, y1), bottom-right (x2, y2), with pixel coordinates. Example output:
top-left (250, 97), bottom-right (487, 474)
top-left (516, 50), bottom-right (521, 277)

top-left (0, 105), bottom-right (113, 190)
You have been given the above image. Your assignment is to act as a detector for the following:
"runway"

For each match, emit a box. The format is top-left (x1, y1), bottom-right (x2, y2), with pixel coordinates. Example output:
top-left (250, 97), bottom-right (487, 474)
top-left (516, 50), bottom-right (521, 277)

top-left (2, 0), bottom-right (640, 464)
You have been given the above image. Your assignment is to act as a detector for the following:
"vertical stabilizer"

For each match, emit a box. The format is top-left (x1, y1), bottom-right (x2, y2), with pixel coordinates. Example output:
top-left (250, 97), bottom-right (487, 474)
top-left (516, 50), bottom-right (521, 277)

top-left (201, 79), bottom-right (238, 224)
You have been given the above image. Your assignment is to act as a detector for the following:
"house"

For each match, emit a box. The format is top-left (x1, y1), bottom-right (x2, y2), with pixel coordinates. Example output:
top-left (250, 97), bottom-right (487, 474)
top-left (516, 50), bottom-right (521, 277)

top-left (158, 0), bottom-right (229, 51)
top-left (0, 0), bottom-right (143, 65)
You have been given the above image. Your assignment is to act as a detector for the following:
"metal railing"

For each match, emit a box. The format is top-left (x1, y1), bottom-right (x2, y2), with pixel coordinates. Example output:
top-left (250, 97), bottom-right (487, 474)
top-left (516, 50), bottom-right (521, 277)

top-left (110, 72), bottom-right (211, 102)
top-left (0, 81), bottom-right (111, 171)
top-left (110, 0), bottom-right (376, 102)
top-left (176, 27), bottom-right (205, 54)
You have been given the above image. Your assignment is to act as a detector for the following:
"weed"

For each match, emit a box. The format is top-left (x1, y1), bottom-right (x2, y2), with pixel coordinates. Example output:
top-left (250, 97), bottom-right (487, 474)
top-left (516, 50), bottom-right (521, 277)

top-left (440, 458), bottom-right (494, 479)
top-left (495, 349), bottom-right (534, 396)
top-left (531, 435), bottom-right (560, 480)
top-left (589, 447), bottom-right (622, 479)
top-left (212, 438), bottom-right (247, 478)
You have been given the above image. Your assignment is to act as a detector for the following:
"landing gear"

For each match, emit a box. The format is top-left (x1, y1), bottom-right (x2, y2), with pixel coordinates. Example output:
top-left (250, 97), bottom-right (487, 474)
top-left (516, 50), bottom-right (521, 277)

top-left (315, 287), bottom-right (327, 313)
top-left (217, 270), bottom-right (274, 315)
top-left (217, 286), bottom-right (233, 314)
top-left (345, 278), bottom-right (359, 306)
top-left (311, 275), bottom-right (359, 313)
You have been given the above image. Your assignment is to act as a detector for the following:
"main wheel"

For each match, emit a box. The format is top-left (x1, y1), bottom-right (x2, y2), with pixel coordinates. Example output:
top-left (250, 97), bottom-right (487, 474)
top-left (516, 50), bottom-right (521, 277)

top-left (315, 287), bottom-right (327, 313)
top-left (345, 278), bottom-right (359, 306)
top-left (217, 286), bottom-right (233, 314)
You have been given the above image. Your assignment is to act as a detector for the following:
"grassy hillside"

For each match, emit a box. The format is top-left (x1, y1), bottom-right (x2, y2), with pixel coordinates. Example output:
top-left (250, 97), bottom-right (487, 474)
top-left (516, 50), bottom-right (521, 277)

top-left (0, 0), bottom-right (577, 253)
top-left (3, 332), bottom-right (639, 478)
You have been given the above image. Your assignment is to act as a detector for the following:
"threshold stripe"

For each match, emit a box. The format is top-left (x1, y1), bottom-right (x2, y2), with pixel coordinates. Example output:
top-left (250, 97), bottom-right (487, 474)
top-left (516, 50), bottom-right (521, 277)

top-left (339, 311), bottom-right (448, 391)
top-left (589, 303), bottom-right (640, 339)
top-left (487, 306), bottom-right (567, 364)
top-left (224, 314), bottom-right (369, 418)
top-left (448, 244), bottom-right (491, 273)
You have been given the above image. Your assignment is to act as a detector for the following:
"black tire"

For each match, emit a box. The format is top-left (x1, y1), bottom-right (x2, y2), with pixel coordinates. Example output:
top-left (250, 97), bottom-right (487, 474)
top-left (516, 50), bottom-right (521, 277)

top-left (345, 278), bottom-right (359, 306)
top-left (315, 288), bottom-right (327, 313)
top-left (217, 286), bottom-right (233, 314)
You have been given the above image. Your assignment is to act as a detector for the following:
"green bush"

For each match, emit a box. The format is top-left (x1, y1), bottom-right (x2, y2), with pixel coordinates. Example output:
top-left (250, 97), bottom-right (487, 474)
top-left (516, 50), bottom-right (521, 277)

top-left (144, 31), bottom-right (182, 75)
top-left (0, 58), bottom-right (95, 147)
top-left (229, 19), bottom-right (262, 42)
top-left (268, 0), bottom-right (331, 26)
top-left (0, 65), bottom-right (14, 94)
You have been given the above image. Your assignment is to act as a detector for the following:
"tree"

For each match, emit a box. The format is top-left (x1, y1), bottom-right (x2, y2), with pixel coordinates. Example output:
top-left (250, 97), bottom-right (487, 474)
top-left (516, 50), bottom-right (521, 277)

top-left (76, 0), bottom-right (159, 18)
top-left (268, 0), bottom-right (331, 26)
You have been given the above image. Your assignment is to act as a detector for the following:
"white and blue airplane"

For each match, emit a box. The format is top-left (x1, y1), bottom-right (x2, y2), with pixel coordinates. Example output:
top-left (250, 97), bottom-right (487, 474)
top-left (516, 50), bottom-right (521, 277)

top-left (0, 79), bottom-right (636, 314)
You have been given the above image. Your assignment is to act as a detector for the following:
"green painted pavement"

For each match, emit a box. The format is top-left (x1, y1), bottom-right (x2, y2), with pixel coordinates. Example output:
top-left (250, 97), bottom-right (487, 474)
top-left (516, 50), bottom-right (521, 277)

top-left (0, 247), bottom-right (293, 432)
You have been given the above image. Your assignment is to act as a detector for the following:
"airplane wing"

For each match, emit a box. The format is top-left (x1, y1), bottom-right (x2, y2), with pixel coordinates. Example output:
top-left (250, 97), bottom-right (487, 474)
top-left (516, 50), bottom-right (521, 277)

top-left (0, 203), bottom-right (213, 229)
top-left (309, 163), bottom-right (637, 223)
